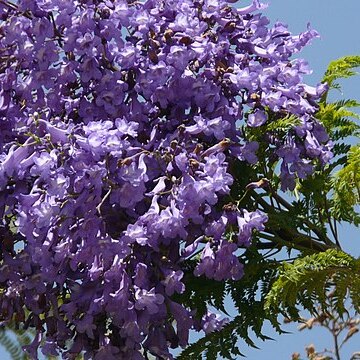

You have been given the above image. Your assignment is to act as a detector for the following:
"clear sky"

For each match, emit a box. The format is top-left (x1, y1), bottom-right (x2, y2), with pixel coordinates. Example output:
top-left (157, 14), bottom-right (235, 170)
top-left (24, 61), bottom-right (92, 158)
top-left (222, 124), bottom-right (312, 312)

top-left (1, 1), bottom-right (359, 360)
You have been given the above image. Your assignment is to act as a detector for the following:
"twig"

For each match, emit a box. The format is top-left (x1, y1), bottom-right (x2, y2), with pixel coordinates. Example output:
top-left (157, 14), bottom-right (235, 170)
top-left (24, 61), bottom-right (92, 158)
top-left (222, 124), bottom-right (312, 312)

top-left (96, 187), bottom-right (112, 216)
top-left (0, 0), bottom-right (17, 10)
top-left (270, 191), bottom-right (335, 247)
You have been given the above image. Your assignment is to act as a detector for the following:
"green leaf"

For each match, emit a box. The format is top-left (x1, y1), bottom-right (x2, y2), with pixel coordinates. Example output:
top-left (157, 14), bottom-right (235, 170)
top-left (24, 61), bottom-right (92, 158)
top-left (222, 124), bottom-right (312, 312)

top-left (317, 100), bottom-right (360, 142)
top-left (264, 249), bottom-right (360, 319)
top-left (322, 56), bottom-right (360, 90)
top-left (330, 144), bottom-right (360, 225)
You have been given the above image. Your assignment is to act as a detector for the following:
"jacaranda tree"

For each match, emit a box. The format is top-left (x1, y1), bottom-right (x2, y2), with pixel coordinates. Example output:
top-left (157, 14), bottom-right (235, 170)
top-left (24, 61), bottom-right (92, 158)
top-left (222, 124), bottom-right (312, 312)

top-left (0, 0), bottom-right (359, 359)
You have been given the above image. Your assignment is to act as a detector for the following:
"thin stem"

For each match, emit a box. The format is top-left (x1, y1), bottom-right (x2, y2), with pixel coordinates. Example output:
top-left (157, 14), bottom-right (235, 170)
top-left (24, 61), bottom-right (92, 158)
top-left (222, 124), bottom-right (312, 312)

top-left (333, 327), bottom-right (341, 360)
top-left (96, 187), bottom-right (112, 216)
top-left (236, 189), bottom-right (251, 207)
top-left (0, 0), bottom-right (17, 10)
top-left (324, 197), bottom-right (341, 248)
top-left (334, 219), bottom-right (339, 245)
top-left (262, 247), bottom-right (282, 259)
top-left (49, 12), bottom-right (64, 47)
top-left (270, 191), bottom-right (334, 246)
top-left (251, 193), bottom-right (336, 252)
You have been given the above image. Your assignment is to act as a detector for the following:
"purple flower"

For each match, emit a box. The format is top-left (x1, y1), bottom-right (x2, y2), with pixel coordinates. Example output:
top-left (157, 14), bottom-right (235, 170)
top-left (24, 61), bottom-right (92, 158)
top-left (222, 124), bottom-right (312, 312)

top-left (195, 241), bottom-right (244, 281)
top-left (41, 337), bottom-right (59, 357)
top-left (280, 161), bottom-right (296, 191)
top-left (168, 301), bottom-right (194, 347)
top-left (94, 337), bottom-right (121, 360)
top-left (213, 241), bottom-right (244, 281)
top-left (185, 115), bottom-right (231, 140)
top-left (201, 311), bottom-right (229, 334)
top-left (133, 263), bottom-right (149, 288)
top-left (247, 109), bottom-right (268, 127)
top-left (117, 45), bottom-right (137, 68)
top-left (134, 287), bottom-right (165, 315)
top-left (143, 327), bottom-right (173, 359)
top-left (0, 0), bottom-right (332, 357)
top-left (237, 210), bottom-right (268, 247)
top-left (162, 270), bottom-right (185, 296)
top-left (238, 141), bottom-right (259, 164)
top-left (76, 315), bottom-right (97, 339)
top-left (80, 57), bottom-right (102, 82)
top-left (23, 332), bottom-right (42, 360)
top-left (237, 0), bottom-right (268, 15)
top-left (156, 201), bottom-right (188, 240)
top-left (290, 160), bottom-right (314, 179)
top-left (205, 215), bottom-right (228, 240)
top-left (167, 45), bottom-right (195, 71)
top-left (194, 243), bottom-right (216, 279)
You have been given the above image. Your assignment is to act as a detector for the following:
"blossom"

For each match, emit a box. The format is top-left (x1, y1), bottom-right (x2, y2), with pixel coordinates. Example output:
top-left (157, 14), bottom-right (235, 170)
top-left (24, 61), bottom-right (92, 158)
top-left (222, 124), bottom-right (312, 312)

top-left (201, 311), bottom-right (229, 334)
top-left (247, 109), bottom-right (268, 127)
top-left (0, 0), bottom-right (331, 357)
top-left (237, 210), bottom-right (268, 247)
top-left (162, 270), bottom-right (185, 296)
top-left (134, 288), bottom-right (165, 315)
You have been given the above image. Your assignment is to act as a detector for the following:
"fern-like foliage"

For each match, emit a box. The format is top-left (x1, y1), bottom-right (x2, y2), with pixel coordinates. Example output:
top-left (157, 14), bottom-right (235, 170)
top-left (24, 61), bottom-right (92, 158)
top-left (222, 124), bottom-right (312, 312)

top-left (322, 55), bottom-right (360, 92)
top-left (0, 331), bottom-right (23, 360)
top-left (175, 259), bottom-right (228, 320)
top-left (177, 316), bottom-right (245, 360)
top-left (0, 319), bottom-right (61, 360)
top-left (264, 250), bottom-right (360, 320)
top-left (298, 56), bottom-right (360, 231)
top-left (331, 145), bottom-right (360, 225)
top-left (176, 250), bottom-right (281, 359)
top-left (0, 324), bottom-right (31, 360)
top-left (318, 99), bottom-right (360, 144)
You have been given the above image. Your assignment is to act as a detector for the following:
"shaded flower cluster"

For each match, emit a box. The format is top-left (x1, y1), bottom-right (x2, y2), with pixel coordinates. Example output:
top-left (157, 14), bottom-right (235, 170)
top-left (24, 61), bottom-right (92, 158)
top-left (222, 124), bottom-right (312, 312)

top-left (0, 0), bottom-right (331, 358)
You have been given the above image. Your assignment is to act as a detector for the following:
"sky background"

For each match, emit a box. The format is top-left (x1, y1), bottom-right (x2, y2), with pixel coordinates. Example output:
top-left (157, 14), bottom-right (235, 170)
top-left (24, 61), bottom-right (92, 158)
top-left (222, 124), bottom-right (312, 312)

top-left (1, 0), bottom-right (359, 359)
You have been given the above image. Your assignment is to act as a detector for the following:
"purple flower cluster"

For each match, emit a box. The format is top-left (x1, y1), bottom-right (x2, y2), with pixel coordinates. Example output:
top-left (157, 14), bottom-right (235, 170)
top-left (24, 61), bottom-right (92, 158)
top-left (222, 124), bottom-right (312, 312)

top-left (0, 0), bottom-right (331, 358)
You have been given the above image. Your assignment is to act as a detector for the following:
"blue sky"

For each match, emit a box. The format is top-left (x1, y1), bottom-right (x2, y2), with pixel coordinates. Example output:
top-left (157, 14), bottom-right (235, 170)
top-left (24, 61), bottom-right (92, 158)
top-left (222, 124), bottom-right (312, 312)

top-left (1, 1), bottom-right (359, 359)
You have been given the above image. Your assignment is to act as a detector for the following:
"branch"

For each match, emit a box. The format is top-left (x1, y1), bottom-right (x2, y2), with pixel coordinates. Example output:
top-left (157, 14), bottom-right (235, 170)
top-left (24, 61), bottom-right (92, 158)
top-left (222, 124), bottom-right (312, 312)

top-left (269, 191), bottom-right (335, 247)
top-left (251, 192), bottom-right (337, 253)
